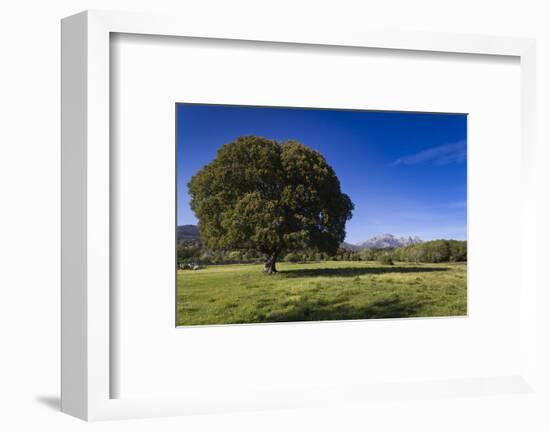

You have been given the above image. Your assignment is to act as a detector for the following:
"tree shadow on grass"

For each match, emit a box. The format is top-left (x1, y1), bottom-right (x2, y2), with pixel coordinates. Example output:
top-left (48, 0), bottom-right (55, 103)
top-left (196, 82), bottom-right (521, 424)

top-left (262, 294), bottom-right (428, 323)
top-left (279, 266), bottom-right (448, 279)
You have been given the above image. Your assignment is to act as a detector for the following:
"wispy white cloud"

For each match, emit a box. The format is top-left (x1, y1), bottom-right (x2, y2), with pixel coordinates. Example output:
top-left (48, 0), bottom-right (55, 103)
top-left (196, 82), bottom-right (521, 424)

top-left (391, 140), bottom-right (466, 166)
top-left (447, 200), bottom-right (466, 208)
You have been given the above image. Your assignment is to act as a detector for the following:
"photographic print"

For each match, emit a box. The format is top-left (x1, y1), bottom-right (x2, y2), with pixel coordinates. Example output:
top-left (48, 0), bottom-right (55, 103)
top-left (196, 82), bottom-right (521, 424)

top-left (176, 104), bottom-right (467, 326)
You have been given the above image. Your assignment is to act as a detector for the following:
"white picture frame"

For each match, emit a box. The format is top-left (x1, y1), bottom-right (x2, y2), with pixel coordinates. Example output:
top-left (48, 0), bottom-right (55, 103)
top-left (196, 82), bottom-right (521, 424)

top-left (61, 9), bottom-right (539, 421)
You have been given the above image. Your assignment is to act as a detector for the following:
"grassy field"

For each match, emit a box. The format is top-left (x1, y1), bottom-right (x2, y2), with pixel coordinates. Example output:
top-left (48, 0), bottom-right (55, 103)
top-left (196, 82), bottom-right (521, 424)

top-left (176, 260), bottom-right (467, 326)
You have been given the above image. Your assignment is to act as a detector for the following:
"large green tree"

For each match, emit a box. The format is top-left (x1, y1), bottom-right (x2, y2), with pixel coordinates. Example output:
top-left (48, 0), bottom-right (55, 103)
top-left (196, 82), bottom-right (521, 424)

top-left (188, 135), bottom-right (354, 273)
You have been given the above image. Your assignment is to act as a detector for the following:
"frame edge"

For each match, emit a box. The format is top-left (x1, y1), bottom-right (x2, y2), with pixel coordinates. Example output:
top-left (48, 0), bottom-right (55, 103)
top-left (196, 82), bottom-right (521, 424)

top-left (61, 10), bottom-right (89, 421)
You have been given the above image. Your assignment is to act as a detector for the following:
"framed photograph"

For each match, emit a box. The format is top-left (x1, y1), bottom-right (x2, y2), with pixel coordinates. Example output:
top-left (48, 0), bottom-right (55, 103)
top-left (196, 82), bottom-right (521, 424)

top-left (176, 103), bottom-right (468, 326)
top-left (61, 10), bottom-right (540, 421)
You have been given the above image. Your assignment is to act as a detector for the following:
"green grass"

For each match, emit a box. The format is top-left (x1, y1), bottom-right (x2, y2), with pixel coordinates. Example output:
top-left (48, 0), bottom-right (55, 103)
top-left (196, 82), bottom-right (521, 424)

top-left (176, 260), bottom-right (467, 326)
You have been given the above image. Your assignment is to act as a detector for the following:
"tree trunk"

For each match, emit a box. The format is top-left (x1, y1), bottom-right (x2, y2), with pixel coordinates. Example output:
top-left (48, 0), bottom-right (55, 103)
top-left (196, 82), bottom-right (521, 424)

top-left (264, 252), bottom-right (278, 274)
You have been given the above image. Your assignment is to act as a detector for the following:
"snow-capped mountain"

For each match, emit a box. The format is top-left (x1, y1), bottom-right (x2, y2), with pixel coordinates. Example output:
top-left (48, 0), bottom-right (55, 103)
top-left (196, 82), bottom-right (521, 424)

top-left (354, 234), bottom-right (423, 249)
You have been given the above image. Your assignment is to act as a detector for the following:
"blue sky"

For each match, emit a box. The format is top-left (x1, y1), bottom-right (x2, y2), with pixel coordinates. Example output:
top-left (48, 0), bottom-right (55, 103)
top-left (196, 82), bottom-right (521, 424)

top-left (177, 104), bottom-right (467, 243)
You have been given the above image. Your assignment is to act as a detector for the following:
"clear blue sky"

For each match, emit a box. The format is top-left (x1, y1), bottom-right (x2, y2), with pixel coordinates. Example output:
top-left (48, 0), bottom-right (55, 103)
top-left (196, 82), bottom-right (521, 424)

top-left (177, 104), bottom-right (467, 243)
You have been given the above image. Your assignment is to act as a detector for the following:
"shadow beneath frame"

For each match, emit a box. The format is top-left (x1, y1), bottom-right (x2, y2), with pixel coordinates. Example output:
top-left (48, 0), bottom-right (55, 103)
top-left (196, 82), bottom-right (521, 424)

top-left (35, 395), bottom-right (60, 411)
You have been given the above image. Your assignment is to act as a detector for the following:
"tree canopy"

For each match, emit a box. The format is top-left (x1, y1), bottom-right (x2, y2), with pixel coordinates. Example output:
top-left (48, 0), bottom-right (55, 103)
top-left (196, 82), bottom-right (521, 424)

top-left (188, 135), bottom-right (354, 273)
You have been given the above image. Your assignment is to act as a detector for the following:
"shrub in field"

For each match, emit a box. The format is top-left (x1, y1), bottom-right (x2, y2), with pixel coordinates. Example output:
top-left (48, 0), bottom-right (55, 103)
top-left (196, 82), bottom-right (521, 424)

top-left (448, 240), bottom-right (467, 262)
top-left (284, 252), bottom-right (302, 263)
top-left (396, 239), bottom-right (467, 263)
top-left (177, 243), bottom-right (201, 265)
top-left (378, 254), bottom-right (394, 265)
top-left (199, 252), bottom-right (213, 264)
top-left (226, 251), bottom-right (242, 262)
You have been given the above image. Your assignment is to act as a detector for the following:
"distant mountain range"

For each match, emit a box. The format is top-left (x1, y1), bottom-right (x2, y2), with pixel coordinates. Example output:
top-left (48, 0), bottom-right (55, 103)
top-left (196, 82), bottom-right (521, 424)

top-left (343, 233), bottom-right (423, 250)
top-left (177, 224), bottom-right (201, 244)
top-left (178, 225), bottom-right (423, 251)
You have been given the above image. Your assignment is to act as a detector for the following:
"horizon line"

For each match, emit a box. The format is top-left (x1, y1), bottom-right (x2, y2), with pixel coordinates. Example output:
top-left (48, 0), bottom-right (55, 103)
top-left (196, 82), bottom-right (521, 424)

top-left (177, 224), bottom-right (466, 243)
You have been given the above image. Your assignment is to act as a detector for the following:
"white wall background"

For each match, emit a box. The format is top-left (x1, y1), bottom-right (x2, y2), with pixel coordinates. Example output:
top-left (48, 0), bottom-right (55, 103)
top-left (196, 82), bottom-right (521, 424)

top-left (1, 1), bottom-right (549, 430)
